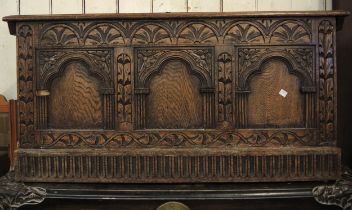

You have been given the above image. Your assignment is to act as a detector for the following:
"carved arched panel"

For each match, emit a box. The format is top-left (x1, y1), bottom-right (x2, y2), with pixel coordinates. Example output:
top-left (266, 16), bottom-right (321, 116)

top-left (48, 62), bottom-right (103, 129)
top-left (236, 47), bottom-right (316, 129)
top-left (146, 60), bottom-right (203, 129)
top-left (134, 47), bottom-right (215, 129)
top-left (247, 60), bottom-right (304, 128)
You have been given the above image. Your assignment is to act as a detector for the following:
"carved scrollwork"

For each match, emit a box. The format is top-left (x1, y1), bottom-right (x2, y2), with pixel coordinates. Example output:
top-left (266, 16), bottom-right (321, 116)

top-left (313, 169), bottom-right (352, 210)
top-left (0, 172), bottom-right (46, 210)
top-left (38, 129), bottom-right (314, 148)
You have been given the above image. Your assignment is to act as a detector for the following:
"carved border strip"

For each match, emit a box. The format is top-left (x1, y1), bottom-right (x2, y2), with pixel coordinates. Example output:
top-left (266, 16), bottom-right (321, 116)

top-left (318, 20), bottom-right (335, 145)
top-left (17, 25), bottom-right (35, 147)
top-left (37, 129), bottom-right (317, 148)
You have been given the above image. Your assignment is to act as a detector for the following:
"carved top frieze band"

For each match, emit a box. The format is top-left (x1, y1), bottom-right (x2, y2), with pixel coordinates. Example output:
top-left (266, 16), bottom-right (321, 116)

top-left (34, 19), bottom-right (318, 46)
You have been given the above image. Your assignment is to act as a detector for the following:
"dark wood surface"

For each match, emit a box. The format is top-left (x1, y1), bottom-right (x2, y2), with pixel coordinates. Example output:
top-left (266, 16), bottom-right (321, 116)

top-left (18, 181), bottom-right (339, 210)
top-left (19, 199), bottom-right (340, 210)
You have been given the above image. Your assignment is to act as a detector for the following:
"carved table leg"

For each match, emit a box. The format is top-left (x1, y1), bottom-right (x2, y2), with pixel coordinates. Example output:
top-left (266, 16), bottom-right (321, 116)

top-left (313, 169), bottom-right (352, 210)
top-left (0, 171), bottom-right (46, 210)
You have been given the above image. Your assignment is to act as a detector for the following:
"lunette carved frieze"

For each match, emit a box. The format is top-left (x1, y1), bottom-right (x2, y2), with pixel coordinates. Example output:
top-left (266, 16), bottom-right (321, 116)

top-left (38, 19), bottom-right (312, 46)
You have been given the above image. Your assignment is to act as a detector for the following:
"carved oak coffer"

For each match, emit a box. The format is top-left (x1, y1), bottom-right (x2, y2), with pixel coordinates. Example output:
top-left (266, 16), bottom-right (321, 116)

top-left (3, 11), bottom-right (348, 183)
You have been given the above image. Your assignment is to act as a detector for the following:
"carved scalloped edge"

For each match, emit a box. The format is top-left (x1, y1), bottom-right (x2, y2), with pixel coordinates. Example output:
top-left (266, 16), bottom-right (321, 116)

top-left (313, 168), bottom-right (352, 210)
top-left (0, 171), bottom-right (46, 210)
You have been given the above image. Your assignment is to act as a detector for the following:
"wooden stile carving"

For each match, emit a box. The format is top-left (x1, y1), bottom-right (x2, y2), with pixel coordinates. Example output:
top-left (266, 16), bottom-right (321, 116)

top-left (2, 11), bottom-right (348, 183)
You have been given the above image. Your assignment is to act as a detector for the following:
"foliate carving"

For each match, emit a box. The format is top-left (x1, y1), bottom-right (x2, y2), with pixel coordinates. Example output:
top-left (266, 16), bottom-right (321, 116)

top-left (117, 54), bottom-right (132, 130)
top-left (39, 130), bottom-right (315, 148)
top-left (238, 48), bottom-right (268, 76)
top-left (318, 20), bottom-right (335, 145)
top-left (217, 53), bottom-right (233, 127)
top-left (18, 25), bottom-right (35, 147)
top-left (313, 169), bottom-right (352, 210)
top-left (0, 172), bottom-right (46, 210)
top-left (178, 23), bottom-right (218, 44)
top-left (86, 50), bottom-right (113, 74)
top-left (132, 24), bottom-right (172, 44)
top-left (285, 48), bottom-right (314, 80)
top-left (224, 23), bottom-right (265, 43)
top-left (270, 21), bottom-right (311, 43)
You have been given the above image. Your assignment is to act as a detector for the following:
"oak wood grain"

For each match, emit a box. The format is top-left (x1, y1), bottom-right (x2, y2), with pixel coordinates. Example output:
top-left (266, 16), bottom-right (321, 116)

top-left (247, 60), bottom-right (304, 128)
top-left (49, 62), bottom-right (103, 129)
top-left (147, 61), bottom-right (203, 129)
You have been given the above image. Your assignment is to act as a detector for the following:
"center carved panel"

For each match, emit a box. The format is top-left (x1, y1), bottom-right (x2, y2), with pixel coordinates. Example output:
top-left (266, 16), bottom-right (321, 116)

top-left (147, 61), bottom-right (203, 129)
top-left (134, 47), bottom-right (215, 129)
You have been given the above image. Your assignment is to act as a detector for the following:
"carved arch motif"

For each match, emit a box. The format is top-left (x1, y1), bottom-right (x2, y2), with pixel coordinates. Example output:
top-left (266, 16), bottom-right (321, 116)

top-left (41, 53), bottom-right (113, 92)
top-left (177, 22), bottom-right (219, 44)
top-left (37, 50), bottom-right (115, 130)
top-left (136, 49), bottom-right (213, 88)
top-left (40, 24), bottom-right (81, 46)
top-left (131, 23), bottom-right (173, 44)
top-left (223, 21), bottom-right (265, 44)
top-left (238, 51), bottom-right (314, 91)
top-left (269, 20), bottom-right (312, 43)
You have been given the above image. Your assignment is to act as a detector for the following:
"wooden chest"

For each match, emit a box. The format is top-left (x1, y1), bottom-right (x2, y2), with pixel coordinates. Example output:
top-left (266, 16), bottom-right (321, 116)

top-left (3, 11), bottom-right (348, 183)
